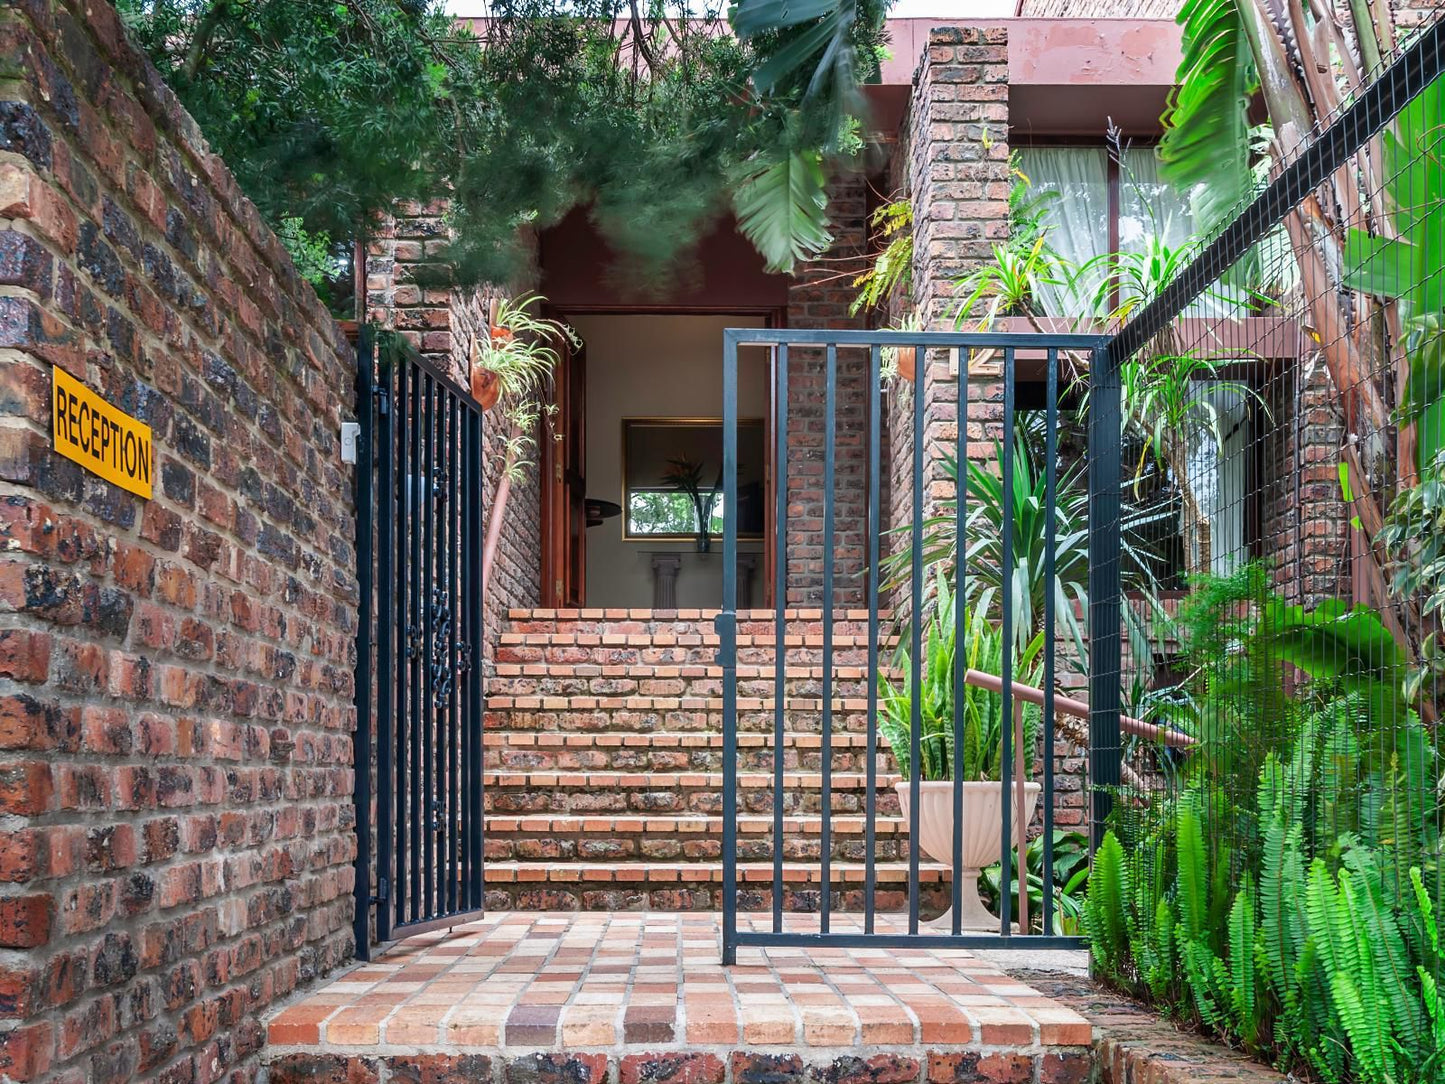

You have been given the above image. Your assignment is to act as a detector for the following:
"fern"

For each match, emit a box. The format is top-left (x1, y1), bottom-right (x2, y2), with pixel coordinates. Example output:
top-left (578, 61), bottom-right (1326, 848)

top-left (1226, 883), bottom-right (1262, 1045)
top-left (1085, 831), bottom-right (1130, 978)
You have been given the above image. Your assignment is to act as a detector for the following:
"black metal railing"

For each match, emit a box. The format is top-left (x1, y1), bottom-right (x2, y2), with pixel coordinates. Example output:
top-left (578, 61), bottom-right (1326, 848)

top-left (719, 328), bottom-right (1113, 958)
top-left (353, 330), bottom-right (486, 958)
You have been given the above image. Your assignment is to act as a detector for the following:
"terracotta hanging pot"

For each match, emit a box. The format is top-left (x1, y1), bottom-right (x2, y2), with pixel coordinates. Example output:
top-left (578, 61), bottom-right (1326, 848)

top-left (471, 366), bottom-right (501, 409)
top-left (896, 346), bottom-right (916, 382)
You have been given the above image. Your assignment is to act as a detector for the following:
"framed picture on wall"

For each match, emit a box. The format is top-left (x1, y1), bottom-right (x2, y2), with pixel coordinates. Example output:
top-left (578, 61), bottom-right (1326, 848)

top-left (622, 418), bottom-right (766, 539)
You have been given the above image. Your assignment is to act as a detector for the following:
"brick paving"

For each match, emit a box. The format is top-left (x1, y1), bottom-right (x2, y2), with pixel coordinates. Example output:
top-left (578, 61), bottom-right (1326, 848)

top-left (266, 912), bottom-right (1094, 1083)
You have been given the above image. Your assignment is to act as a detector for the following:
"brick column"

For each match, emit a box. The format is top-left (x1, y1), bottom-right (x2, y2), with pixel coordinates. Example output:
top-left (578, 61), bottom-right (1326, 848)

top-left (891, 26), bottom-right (1011, 573)
top-left (366, 213), bottom-right (542, 662)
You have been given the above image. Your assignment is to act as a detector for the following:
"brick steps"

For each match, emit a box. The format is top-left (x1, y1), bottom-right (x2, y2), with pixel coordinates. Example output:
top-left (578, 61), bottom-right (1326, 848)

top-left (485, 813), bottom-right (912, 865)
top-left (485, 731), bottom-right (878, 772)
top-left (487, 814), bottom-right (907, 835)
top-left (483, 609), bottom-right (930, 911)
top-left (487, 861), bottom-right (949, 884)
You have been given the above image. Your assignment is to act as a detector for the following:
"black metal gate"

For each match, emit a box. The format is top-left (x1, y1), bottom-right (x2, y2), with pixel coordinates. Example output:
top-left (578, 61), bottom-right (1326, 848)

top-left (353, 330), bottom-right (486, 958)
top-left (718, 328), bottom-right (1114, 959)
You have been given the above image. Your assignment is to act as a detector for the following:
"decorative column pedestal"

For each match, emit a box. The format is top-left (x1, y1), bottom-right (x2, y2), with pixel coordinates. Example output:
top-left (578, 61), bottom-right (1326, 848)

top-left (650, 553), bottom-right (683, 608)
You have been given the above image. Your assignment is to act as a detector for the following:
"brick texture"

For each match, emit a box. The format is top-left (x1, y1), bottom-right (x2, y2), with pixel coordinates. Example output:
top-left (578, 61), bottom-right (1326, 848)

top-left (0, 1), bottom-right (358, 1082)
top-left (365, 211), bottom-right (541, 665)
top-left (782, 175), bottom-right (873, 607)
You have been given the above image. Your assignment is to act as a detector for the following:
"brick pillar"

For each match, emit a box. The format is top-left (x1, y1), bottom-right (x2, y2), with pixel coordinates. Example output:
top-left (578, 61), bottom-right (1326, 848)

top-left (892, 26), bottom-right (1011, 569)
top-left (365, 211), bottom-right (542, 662)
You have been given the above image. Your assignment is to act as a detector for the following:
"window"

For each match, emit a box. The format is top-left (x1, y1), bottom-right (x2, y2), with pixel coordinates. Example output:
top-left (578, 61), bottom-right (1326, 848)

top-left (1016, 144), bottom-right (1196, 315)
top-left (1018, 146), bottom-right (1251, 574)
top-left (622, 418), bottom-right (766, 539)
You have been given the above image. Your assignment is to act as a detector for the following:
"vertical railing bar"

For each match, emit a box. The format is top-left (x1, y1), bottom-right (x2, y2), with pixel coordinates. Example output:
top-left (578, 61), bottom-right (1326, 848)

top-left (1042, 347), bottom-right (1059, 937)
top-left (395, 342), bottom-right (411, 930)
top-left (375, 335), bottom-right (395, 944)
top-left (421, 375), bottom-right (435, 920)
top-left (1087, 340), bottom-right (1124, 851)
top-left (952, 347), bottom-right (966, 935)
top-left (773, 343), bottom-right (788, 933)
top-left (999, 347), bottom-right (1015, 938)
top-left (721, 331), bottom-right (740, 966)
top-left (821, 344), bottom-right (836, 934)
top-left (408, 359), bottom-right (423, 923)
top-left (908, 344), bottom-right (923, 934)
top-left (447, 395), bottom-right (460, 913)
top-left (351, 329), bottom-right (376, 961)
top-left (458, 395), bottom-right (471, 912)
top-left (864, 344), bottom-right (880, 934)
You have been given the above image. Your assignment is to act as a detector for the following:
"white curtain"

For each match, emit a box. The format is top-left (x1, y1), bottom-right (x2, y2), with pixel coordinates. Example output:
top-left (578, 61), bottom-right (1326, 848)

top-left (1185, 382), bottom-right (1249, 574)
top-left (1119, 146), bottom-right (1194, 254)
top-left (1017, 146), bottom-right (1110, 316)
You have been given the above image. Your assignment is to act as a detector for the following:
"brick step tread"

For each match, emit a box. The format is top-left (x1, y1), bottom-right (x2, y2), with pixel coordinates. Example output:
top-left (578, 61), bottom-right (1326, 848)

top-left (493, 663), bottom-right (884, 678)
top-left (497, 636), bottom-right (888, 650)
top-left (507, 608), bottom-right (889, 621)
top-left (486, 813), bottom-right (907, 835)
top-left (482, 731), bottom-right (875, 750)
top-left (486, 861), bottom-right (949, 884)
top-left (483, 770), bottom-right (902, 789)
top-left (486, 695), bottom-right (878, 711)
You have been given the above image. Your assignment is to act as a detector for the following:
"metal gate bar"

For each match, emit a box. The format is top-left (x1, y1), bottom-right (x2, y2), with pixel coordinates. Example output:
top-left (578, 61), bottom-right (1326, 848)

top-left (354, 331), bottom-right (486, 959)
top-left (719, 328), bottom-right (1110, 961)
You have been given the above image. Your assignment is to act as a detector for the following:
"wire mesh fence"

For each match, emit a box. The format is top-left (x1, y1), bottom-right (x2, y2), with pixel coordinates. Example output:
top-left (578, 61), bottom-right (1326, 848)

top-left (1081, 14), bottom-right (1445, 1081)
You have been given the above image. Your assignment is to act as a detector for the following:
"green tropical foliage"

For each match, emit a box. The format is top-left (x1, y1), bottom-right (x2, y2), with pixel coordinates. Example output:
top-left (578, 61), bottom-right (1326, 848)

top-left (876, 571), bottom-right (1044, 782)
top-left (1087, 565), bottom-right (1445, 1082)
top-left (982, 829), bottom-right (1090, 935)
top-left (117, 0), bottom-right (889, 292)
top-left (1156, 0), bottom-right (1258, 232)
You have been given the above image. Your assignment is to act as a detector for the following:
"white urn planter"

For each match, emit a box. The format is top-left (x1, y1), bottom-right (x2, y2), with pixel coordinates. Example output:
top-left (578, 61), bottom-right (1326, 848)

top-left (895, 779), bottom-right (1041, 931)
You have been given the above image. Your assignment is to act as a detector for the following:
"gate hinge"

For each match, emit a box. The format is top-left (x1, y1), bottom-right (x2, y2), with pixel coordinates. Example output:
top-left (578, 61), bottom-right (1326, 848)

top-left (375, 388), bottom-right (390, 415)
top-left (713, 611), bottom-right (736, 668)
top-left (373, 876), bottom-right (389, 904)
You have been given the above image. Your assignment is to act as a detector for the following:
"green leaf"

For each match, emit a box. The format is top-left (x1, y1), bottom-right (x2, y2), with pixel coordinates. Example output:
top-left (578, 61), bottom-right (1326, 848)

top-left (1158, 0), bottom-right (1259, 231)
top-left (1342, 229), bottom-right (1419, 303)
top-left (733, 148), bottom-right (833, 274)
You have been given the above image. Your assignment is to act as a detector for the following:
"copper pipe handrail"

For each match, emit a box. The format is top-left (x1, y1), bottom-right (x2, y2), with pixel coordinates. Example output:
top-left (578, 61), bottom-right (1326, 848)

top-left (963, 668), bottom-right (1194, 749)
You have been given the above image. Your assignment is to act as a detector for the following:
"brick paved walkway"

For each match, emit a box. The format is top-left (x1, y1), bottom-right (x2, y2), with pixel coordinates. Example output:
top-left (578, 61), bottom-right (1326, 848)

top-left (265, 913), bottom-right (1093, 1084)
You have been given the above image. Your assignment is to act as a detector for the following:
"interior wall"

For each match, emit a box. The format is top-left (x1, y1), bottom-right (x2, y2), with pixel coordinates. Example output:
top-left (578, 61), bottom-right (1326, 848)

top-left (570, 314), bottom-right (769, 609)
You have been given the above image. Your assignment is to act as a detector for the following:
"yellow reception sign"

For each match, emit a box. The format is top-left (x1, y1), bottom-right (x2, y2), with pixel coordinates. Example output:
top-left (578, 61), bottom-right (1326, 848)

top-left (51, 367), bottom-right (154, 499)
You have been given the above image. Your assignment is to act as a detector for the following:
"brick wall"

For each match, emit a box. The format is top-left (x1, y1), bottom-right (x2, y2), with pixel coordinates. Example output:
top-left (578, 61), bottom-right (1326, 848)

top-left (0, 1), bottom-right (358, 1081)
top-left (892, 26), bottom-right (1011, 611)
top-left (366, 212), bottom-right (541, 663)
top-left (783, 176), bottom-right (872, 607)
top-left (1260, 351), bottom-right (1352, 608)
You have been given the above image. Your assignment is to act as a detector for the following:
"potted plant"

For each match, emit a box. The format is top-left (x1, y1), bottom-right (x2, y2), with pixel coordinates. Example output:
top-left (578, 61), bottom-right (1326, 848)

top-left (662, 456), bottom-right (722, 552)
top-left (469, 294), bottom-right (579, 593)
top-left (878, 572), bottom-right (1044, 929)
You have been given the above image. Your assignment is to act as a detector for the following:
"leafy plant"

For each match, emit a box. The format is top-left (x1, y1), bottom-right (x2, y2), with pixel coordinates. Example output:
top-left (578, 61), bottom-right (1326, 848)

top-left (882, 436), bottom-right (1163, 670)
top-left (473, 295), bottom-right (577, 483)
top-left (1089, 562), bottom-right (1445, 1082)
top-left (876, 571), bottom-right (1043, 782)
top-left (850, 196), bottom-right (913, 315)
top-left (981, 829), bottom-right (1090, 935)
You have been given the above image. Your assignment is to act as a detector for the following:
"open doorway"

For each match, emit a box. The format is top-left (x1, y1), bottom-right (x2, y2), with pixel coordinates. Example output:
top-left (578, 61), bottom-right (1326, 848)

top-left (540, 312), bottom-right (772, 609)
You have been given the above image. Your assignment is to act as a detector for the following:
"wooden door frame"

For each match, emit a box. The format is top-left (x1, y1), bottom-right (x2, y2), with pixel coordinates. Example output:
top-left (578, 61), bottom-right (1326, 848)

top-left (538, 305), bottom-right (787, 609)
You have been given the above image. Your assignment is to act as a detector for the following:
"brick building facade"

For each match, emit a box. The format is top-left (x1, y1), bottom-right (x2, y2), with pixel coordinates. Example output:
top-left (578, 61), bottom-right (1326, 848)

top-left (0, 0), bottom-right (1401, 1076)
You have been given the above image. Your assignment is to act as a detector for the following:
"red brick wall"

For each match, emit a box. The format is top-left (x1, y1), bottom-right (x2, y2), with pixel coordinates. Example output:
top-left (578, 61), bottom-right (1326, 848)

top-left (892, 26), bottom-right (1012, 611)
top-left (783, 176), bottom-right (872, 606)
top-left (0, 2), bottom-right (358, 1081)
top-left (366, 214), bottom-right (542, 661)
